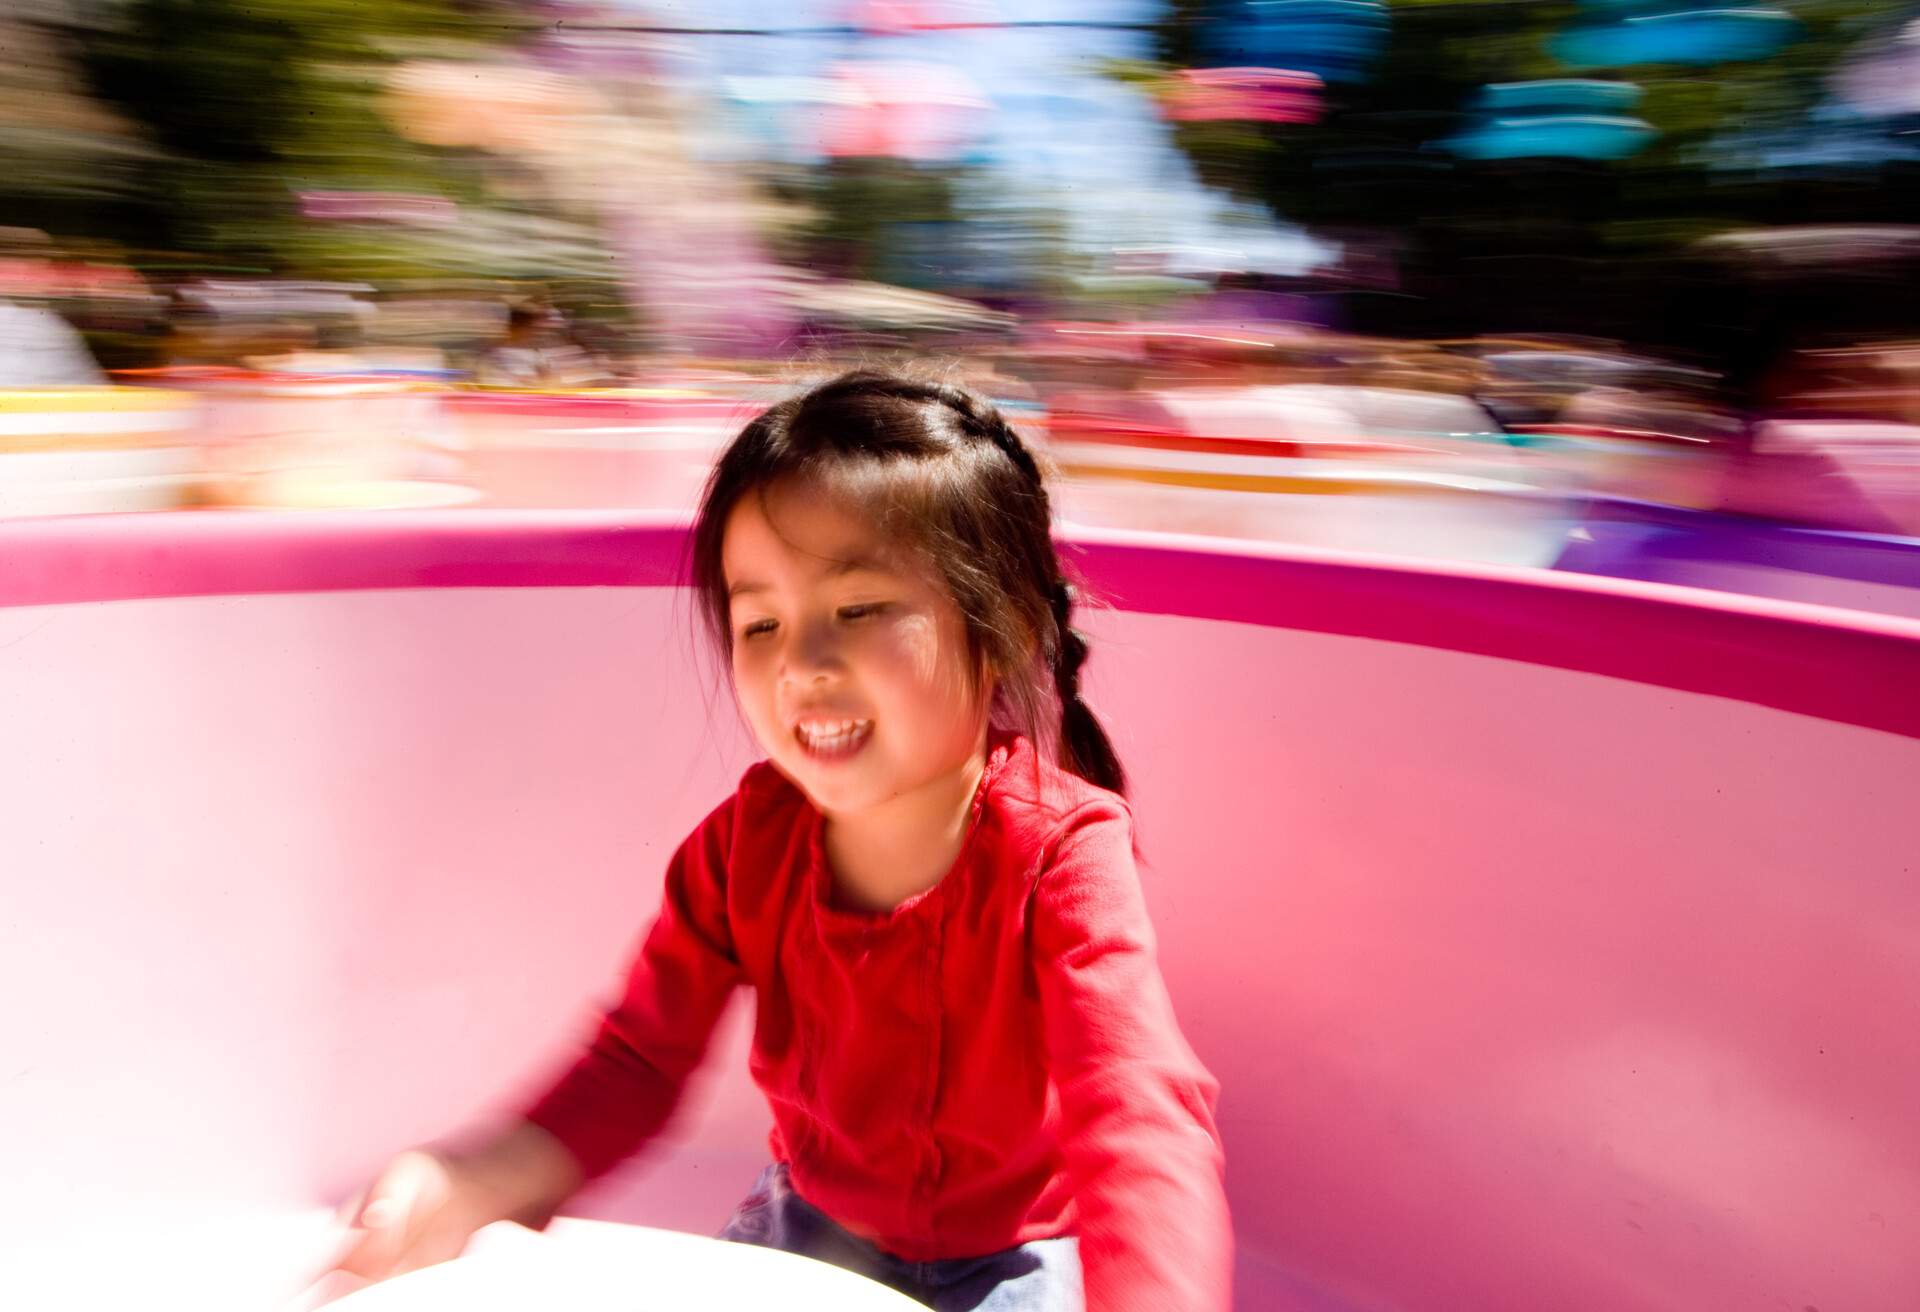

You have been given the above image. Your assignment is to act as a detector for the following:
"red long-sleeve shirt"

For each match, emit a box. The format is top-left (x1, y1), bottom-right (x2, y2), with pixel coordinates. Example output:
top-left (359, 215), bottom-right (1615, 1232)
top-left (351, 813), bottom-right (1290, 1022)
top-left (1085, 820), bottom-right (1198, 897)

top-left (523, 731), bottom-right (1232, 1310)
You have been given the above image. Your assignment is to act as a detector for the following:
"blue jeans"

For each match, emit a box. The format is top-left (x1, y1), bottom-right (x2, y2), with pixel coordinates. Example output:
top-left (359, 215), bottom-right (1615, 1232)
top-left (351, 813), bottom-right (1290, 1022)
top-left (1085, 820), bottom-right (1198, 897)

top-left (719, 1163), bottom-right (1084, 1311)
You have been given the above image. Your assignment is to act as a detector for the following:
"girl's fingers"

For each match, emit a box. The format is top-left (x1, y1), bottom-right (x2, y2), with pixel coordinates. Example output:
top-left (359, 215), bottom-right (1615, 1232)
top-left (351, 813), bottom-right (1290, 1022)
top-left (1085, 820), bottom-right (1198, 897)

top-left (327, 1215), bottom-right (406, 1283)
top-left (359, 1195), bottom-right (404, 1231)
top-left (382, 1214), bottom-right (476, 1281)
top-left (324, 1154), bottom-right (435, 1281)
top-left (319, 1150), bottom-right (471, 1285)
top-left (371, 1150), bottom-right (446, 1218)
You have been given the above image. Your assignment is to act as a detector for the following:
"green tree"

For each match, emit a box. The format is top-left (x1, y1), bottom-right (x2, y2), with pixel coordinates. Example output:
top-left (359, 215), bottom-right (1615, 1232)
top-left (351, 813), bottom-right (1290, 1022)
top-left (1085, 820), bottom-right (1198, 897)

top-left (72, 0), bottom-right (526, 277)
top-left (1148, 0), bottom-right (1899, 352)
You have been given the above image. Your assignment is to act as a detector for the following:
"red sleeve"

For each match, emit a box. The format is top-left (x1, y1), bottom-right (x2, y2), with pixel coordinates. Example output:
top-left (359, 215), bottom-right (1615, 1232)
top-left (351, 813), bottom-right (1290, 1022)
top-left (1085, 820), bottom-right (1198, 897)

top-left (1031, 799), bottom-right (1234, 1312)
top-left (521, 794), bottom-right (743, 1181)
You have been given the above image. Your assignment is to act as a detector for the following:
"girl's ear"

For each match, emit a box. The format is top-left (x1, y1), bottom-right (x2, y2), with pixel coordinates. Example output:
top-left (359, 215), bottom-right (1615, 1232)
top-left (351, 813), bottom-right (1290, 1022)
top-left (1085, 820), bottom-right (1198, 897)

top-left (973, 648), bottom-right (1003, 710)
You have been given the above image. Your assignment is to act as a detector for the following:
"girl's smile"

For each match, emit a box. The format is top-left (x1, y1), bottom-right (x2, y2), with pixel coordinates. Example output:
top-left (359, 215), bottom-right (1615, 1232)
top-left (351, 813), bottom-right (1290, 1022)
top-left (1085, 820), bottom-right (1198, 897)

top-left (792, 715), bottom-right (873, 761)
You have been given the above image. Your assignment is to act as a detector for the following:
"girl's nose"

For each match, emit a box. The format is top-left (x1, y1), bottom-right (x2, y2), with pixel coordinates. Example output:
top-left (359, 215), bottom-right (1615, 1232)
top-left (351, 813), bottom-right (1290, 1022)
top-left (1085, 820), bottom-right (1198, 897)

top-left (783, 618), bottom-right (841, 684)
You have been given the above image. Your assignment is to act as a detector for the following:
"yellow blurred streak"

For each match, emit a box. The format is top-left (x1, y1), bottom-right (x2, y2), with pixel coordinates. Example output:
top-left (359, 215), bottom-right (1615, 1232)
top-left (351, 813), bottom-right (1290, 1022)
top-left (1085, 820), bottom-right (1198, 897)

top-left (0, 388), bottom-right (195, 454)
top-left (0, 388), bottom-right (195, 415)
top-left (1057, 464), bottom-right (1488, 497)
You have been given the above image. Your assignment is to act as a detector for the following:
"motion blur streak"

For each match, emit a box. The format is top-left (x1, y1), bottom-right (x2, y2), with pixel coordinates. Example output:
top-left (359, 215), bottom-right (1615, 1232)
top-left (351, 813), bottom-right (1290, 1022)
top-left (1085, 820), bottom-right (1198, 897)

top-left (1, 0), bottom-right (1917, 614)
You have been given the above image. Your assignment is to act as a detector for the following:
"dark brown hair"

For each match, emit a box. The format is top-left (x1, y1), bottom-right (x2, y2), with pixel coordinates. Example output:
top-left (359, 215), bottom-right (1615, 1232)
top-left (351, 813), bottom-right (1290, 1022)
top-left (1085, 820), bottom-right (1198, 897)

top-left (689, 368), bottom-right (1126, 796)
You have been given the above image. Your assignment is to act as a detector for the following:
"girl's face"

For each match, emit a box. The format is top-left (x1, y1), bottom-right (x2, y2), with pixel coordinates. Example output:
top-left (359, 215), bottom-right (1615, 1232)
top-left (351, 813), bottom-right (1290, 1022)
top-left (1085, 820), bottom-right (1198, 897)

top-left (722, 484), bottom-right (990, 819)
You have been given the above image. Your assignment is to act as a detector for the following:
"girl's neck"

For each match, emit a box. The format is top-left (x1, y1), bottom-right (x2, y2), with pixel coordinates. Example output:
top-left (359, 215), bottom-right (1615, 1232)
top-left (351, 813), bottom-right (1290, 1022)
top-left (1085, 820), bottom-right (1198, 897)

top-left (821, 741), bottom-right (989, 915)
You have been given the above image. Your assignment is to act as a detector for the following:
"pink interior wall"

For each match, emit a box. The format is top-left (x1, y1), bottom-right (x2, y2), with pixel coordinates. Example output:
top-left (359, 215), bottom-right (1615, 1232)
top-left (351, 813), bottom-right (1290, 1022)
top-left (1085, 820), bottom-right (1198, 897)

top-left (2, 514), bottom-right (1916, 1312)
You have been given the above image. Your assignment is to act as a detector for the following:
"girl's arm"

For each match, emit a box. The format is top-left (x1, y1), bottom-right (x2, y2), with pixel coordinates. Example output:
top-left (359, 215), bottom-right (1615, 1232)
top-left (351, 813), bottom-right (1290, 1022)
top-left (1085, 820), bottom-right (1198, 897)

top-left (1031, 799), bottom-right (1234, 1312)
top-left (519, 793), bottom-right (747, 1181)
top-left (315, 797), bottom-right (746, 1297)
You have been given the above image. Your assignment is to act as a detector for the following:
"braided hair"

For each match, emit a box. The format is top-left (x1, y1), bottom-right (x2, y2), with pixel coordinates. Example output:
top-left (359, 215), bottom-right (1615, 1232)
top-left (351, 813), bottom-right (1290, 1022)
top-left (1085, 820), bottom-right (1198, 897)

top-left (690, 368), bottom-right (1127, 796)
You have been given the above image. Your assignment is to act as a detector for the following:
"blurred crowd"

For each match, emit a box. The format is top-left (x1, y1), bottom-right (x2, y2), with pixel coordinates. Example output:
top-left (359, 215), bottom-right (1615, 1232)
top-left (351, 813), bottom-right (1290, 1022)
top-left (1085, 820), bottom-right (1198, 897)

top-left (2, 0), bottom-right (1918, 574)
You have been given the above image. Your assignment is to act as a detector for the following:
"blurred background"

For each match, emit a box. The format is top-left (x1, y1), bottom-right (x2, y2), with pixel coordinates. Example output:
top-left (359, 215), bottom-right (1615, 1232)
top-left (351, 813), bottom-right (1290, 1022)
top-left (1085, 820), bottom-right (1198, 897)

top-left (5, 0), bottom-right (1920, 614)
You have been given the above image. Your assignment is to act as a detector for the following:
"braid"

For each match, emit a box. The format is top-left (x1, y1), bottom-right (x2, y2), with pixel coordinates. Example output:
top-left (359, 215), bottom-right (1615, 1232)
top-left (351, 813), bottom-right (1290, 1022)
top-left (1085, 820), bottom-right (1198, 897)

top-left (1044, 580), bottom-right (1090, 722)
top-left (937, 385), bottom-right (1128, 795)
top-left (1049, 581), bottom-right (1087, 694)
top-left (932, 383), bottom-right (1049, 492)
top-left (1047, 579), bottom-right (1127, 796)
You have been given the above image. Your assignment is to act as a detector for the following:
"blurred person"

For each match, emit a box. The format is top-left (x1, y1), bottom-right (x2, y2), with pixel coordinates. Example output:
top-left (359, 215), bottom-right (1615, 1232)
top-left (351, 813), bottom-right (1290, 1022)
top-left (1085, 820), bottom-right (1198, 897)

top-left (1714, 342), bottom-right (1920, 535)
top-left (317, 370), bottom-right (1231, 1312)
top-left (475, 301), bottom-right (609, 388)
top-left (0, 297), bottom-right (104, 386)
top-left (0, 232), bottom-right (104, 385)
top-left (1558, 379), bottom-right (1741, 445)
top-left (153, 288), bottom-right (312, 371)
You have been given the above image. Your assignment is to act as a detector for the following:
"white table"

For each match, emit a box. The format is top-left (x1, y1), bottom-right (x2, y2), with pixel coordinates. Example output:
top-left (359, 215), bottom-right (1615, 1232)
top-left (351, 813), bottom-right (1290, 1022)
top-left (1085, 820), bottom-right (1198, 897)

top-left (329, 1216), bottom-right (925, 1311)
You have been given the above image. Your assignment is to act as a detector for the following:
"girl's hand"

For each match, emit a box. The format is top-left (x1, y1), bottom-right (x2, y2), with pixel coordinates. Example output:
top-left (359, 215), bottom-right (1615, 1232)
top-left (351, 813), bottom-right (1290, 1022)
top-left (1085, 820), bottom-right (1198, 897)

top-left (324, 1148), bottom-right (482, 1289)
top-left (310, 1123), bottom-right (583, 1301)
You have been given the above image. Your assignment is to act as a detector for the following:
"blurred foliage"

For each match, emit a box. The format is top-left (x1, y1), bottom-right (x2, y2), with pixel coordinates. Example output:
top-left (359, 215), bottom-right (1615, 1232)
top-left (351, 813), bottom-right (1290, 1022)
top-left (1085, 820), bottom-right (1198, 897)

top-left (1149, 0), bottom-right (1906, 357)
top-left (58, 0), bottom-right (595, 282)
top-left (766, 158), bottom-right (1075, 306)
top-left (778, 158), bottom-right (966, 282)
top-left (79, 0), bottom-right (517, 164)
top-left (0, 7), bottom-right (151, 238)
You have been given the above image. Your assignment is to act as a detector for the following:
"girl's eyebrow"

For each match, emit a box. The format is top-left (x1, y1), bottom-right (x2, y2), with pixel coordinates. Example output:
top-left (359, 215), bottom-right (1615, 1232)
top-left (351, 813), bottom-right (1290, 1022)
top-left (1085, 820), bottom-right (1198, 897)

top-left (727, 557), bottom-right (893, 601)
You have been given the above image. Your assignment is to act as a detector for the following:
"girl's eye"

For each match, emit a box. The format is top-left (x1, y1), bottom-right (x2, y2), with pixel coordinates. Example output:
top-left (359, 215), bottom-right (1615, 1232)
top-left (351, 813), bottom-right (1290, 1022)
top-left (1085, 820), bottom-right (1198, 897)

top-left (837, 603), bottom-right (888, 622)
top-left (740, 619), bottom-right (777, 640)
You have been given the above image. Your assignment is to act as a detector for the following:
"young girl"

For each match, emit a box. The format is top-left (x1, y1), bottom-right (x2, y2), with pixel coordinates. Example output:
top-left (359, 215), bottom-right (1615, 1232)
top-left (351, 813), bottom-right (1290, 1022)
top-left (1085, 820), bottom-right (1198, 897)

top-left (326, 371), bottom-right (1232, 1310)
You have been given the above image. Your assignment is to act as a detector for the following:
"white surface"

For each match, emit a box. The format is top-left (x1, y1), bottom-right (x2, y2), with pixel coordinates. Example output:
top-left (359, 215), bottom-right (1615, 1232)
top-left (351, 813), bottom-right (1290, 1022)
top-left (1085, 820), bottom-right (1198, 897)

top-left (0, 1206), bottom-right (343, 1312)
top-left (329, 1218), bottom-right (924, 1312)
top-left (0, 1211), bottom-right (920, 1312)
top-left (0, 447), bottom-right (197, 514)
top-left (1055, 480), bottom-right (1573, 566)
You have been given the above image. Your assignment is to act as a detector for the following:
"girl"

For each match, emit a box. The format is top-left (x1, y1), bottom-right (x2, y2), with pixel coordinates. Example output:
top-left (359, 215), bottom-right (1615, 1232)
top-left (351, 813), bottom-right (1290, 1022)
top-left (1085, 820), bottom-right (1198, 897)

top-left (325, 371), bottom-right (1232, 1310)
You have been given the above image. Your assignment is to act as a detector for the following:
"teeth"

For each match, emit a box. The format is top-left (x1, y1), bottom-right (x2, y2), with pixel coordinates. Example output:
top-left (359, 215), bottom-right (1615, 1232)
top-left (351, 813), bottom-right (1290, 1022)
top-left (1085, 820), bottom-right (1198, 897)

top-left (797, 718), bottom-right (869, 748)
